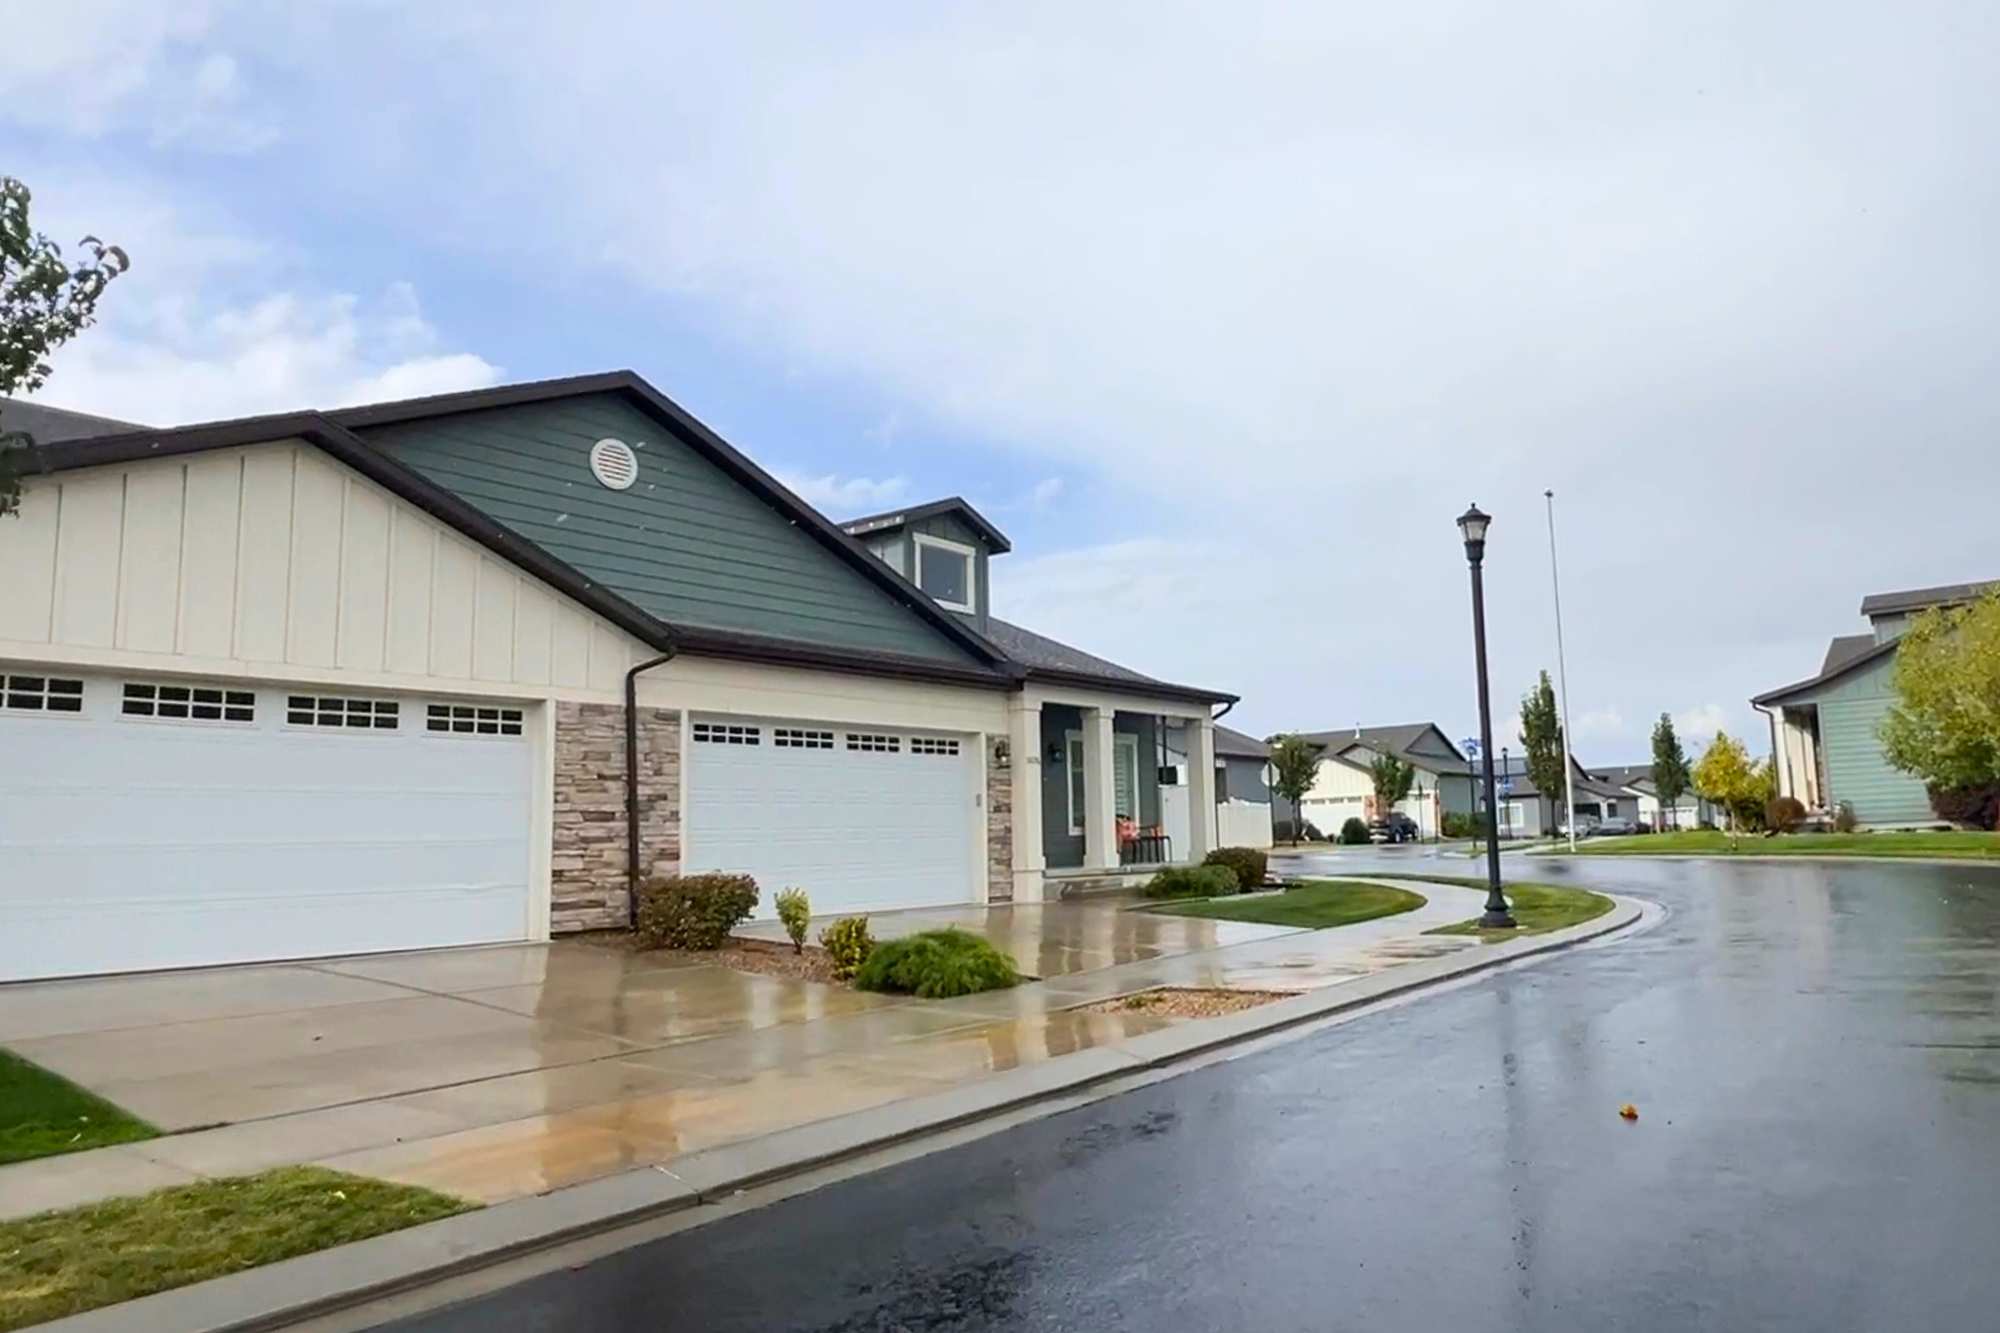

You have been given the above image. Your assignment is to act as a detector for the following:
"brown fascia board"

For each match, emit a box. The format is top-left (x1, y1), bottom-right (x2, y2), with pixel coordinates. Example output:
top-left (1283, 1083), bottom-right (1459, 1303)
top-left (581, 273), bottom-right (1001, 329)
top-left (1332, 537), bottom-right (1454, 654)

top-left (25, 413), bottom-right (1020, 692)
top-left (840, 495), bottom-right (1014, 554)
top-left (1750, 637), bottom-right (1900, 707)
top-left (326, 371), bottom-right (1011, 670)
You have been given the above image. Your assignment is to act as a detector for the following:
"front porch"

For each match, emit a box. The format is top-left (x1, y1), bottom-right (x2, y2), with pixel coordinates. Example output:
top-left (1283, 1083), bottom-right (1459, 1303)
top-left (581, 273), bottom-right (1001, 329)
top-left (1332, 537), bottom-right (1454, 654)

top-left (1006, 691), bottom-right (1220, 901)
top-left (1772, 703), bottom-right (1826, 811)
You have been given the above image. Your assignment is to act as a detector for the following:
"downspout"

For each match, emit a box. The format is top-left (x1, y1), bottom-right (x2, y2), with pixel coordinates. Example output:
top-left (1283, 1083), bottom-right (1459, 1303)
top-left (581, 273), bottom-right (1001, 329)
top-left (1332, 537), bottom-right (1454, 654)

top-left (625, 648), bottom-right (679, 928)
top-left (1753, 701), bottom-right (1782, 811)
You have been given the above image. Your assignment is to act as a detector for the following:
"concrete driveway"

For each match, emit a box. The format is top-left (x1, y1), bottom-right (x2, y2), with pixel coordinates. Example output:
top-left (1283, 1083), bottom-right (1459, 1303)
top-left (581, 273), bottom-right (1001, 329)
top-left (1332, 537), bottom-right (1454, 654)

top-left (0, 889), bottom-right (1488, 1217)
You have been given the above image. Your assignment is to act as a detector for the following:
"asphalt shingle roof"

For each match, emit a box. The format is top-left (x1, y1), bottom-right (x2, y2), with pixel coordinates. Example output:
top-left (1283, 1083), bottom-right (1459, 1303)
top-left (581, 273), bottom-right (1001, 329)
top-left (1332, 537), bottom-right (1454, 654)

top-left (1292, 723), bottom-right (1472, 776)
top-left (1, 398), bottom-right (143, 442)
top-left (1859, 579), bottom-right (1998, 617)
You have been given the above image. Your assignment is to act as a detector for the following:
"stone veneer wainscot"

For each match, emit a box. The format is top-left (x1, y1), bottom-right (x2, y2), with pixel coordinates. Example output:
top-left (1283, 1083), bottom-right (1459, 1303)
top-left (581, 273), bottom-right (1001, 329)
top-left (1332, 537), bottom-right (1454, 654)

top-left (551, 702), bottom-right (680, 932)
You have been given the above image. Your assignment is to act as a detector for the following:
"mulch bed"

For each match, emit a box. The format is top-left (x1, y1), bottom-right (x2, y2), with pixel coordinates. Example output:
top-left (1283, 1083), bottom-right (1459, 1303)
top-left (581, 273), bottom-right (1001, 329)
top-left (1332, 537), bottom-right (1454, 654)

top-left (571, 929), bottom-right (847, 985)
top-left (1082, 987), bottom-right (1293, 1019)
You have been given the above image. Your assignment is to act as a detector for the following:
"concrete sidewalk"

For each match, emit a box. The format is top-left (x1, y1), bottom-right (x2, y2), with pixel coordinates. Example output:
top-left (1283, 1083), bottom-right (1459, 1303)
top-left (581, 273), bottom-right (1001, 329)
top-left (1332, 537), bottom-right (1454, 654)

top-left (5, 880), bottom-right (1484, 1221)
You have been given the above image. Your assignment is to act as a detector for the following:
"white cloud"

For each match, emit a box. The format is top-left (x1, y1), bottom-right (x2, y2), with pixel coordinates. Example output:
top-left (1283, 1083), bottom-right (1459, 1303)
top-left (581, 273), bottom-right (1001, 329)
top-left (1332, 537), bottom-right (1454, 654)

top-left (18, 175), bottom-right (499, 423)
top-left (1027, 476), bottom-right (1065, 510)
top-left (1573, 708), bottom-right (1626, 739)
top-left (773, 470), bottom-right (909, 516)
top-left (1673, 704), bottom-right (1734, 746)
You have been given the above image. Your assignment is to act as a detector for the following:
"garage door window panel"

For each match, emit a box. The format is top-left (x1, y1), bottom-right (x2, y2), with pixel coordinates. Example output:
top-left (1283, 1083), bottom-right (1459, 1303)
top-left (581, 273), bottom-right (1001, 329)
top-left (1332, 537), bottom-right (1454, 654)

top-left (426, 703), bottom-right (524, 737)
top-left (122, 682), bottom-right (255, 724)
top-left (288, 696), bottom-right (401, 730)
top-left (3, 675), bottom-right (84, 714)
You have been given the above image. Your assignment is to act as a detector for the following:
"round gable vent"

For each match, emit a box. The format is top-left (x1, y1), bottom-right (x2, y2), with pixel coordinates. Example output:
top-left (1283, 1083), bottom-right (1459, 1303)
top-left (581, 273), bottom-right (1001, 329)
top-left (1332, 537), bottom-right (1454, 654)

top-left (589, 438), bottom-right (639, 491)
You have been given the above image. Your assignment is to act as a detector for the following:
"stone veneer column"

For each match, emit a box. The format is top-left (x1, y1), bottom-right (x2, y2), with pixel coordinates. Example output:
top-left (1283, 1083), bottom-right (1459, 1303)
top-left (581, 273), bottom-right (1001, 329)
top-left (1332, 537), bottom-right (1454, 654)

top-left (550, 702), bottom-right (681, 933)
top-left (986, 735), bottom-right (1014, 903)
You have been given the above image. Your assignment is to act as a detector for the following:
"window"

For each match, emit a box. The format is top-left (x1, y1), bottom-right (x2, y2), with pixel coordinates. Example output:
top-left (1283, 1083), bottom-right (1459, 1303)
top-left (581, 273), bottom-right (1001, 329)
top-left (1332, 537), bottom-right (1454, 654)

top-left (913, 533), bottom-right (975, 612)
top-left (426, 703), bottom-right (524, 736)
top-left (1066, 731), bottom-right (1140, 834)
top-left (693, 722), bottom-right (760, 745)
top-left (287, 695), bottom-right (400, 730)
top-left (123, 682), bottom-right (254, 723)
top-left (3, 675), bottom-right (83, 714)
top-left (846, 732), bottom-right (900, 753)
top-left (910, 736), bottom-right (961, 756)
top-left (774, 727), bottom-right (835, 749)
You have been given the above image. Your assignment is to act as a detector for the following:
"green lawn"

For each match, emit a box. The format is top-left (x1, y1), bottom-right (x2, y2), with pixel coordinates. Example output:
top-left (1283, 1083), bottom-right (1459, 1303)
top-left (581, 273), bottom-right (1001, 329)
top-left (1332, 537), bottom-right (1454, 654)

top-left (1359, 873), bottom-right (1615, 943)
top-left (0, 1051), bottom-right (157, 1166)
top-left (0, 1167), bottom-right (473, 1330)
top-left (1566, 830), bottom-right (2000, 859)
top-left (1148, 878), bottom-right (1427, 928)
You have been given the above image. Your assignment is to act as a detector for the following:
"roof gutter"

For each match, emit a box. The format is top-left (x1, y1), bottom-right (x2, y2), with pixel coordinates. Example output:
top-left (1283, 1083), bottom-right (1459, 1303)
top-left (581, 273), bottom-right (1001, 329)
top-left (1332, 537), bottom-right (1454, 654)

top-left (625, 647), bottom-right (679, 928)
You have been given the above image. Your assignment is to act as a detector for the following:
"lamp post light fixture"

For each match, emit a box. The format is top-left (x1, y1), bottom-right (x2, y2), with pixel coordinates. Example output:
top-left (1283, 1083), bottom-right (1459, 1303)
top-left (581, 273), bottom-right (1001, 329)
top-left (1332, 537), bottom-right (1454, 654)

top-left (1457, 504), bottom-right (1517, 929)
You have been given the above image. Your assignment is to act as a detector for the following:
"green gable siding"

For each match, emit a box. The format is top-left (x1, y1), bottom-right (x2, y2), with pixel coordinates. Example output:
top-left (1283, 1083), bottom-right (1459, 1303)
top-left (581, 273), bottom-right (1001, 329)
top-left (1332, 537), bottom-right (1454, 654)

top-left (364, 395), bottom-right (980, 663)
top-left (1795, 651), bottom-right (1934, 826)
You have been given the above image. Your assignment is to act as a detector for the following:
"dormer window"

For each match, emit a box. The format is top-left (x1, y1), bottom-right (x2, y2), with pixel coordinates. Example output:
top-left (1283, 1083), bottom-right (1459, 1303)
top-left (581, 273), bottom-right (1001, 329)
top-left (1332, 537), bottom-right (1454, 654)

top-left (914, 533), bottom-right (975, 612)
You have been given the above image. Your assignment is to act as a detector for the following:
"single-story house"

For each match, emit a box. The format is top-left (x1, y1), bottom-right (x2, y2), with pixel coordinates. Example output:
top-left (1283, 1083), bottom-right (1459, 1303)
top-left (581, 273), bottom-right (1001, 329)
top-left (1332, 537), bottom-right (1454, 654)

top-left (1753, 578), bottom-right (1995, 828)
top-left (1587, 763), bottom-right (1716, 831)
top-left (1274, 723), bottom-right (1476, 840)
top-left (1476, 754), bottom-right (1657, 837)
top-left (1213, 724), bottom-right (1275, 849)
top-left (0, 374), bottom-right (1238, 981)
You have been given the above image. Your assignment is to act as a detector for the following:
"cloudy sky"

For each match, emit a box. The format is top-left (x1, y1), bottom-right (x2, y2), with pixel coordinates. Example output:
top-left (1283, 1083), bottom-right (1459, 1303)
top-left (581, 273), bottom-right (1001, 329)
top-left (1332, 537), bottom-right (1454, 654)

top-left (9, 2), bottom-right (1997, 758)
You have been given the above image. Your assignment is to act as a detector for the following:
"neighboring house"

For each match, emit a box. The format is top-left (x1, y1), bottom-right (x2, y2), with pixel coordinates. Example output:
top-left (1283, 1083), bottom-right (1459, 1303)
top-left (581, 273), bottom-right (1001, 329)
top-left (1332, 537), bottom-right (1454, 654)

top-left (0, 375), bottom-right (1235, 981)
top-left (1753, 578), bottom-right (1996, 827)
top-left (1213, 724), bottom-right (1275, 849)
top-left (1587, 763), bottom-right (1715, 831)
top-left (1476, 755), bottom-right (1660, 836)
top-left (1274, 723), bottom-right (1476, 840)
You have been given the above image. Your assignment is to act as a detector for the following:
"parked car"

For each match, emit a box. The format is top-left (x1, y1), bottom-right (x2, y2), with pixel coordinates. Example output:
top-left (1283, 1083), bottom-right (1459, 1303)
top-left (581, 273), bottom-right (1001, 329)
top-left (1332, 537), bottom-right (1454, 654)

top-left (1594, 816), bottom-right (1640, 837)
top-left (1558, 814), bottom-right (1601, 837)
top-left (1369, 812), bottom-right (1420, 844)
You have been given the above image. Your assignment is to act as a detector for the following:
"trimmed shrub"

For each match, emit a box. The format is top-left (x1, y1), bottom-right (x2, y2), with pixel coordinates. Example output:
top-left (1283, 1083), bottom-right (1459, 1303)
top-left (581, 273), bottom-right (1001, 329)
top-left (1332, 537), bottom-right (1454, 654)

top-left (1833, 801), bottom-right (1859, 833)
top-left (774, 888), bottom-right (811, 953)
top-left (1141, 864), bottom-right (1238, 899)
top-left (1441, 811), bottom-right (1483, 839)
top-left (818, 916), bottom-right (875, 980)
top-left (635, 873), bottom-right (759, 950)
top-left (1202, 846), bottom-right (1268, 892)
top-left (852, 929), bottom-right (1019, 998)
top-left (1928, 783), bottom-right (2000, 830)
top-left (1339, 817), bottom-right (1372, 845)
top-left (1764, 795), bottom-right (1807, 834)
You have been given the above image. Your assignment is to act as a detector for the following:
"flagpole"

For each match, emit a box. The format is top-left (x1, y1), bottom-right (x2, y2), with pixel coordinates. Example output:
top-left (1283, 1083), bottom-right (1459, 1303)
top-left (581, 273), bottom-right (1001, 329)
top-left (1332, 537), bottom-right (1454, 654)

top-left (1546, 489), bottom-right (1579, 852)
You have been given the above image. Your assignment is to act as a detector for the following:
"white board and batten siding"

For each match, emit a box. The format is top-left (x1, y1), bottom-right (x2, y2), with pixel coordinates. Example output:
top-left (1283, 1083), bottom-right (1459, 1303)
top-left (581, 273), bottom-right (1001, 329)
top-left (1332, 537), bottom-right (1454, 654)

top-left (0, 443), bottom-right (643, 698)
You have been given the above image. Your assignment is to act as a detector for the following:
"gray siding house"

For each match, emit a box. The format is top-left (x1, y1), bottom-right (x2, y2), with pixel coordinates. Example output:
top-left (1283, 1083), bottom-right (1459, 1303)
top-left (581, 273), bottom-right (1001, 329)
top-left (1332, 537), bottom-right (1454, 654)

top-left (1753, 578), bottom-right (1995, 827)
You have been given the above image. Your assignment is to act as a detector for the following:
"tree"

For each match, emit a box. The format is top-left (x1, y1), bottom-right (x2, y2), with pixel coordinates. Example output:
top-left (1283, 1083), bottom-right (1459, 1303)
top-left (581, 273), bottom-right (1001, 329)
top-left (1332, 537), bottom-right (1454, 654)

top-left (1268, 734), bottom-right (1322, 845)
top-left (1692, 731), bottom-right (1761, 841)
top-left (1, 176), bottom-right (129, 516)
top-left (1880, 590), bottom-right (2000, 821)
top-left (1368, 752), bottom-right (1415, 812)
top-left (1650, 713), bottom-right (1692, 830)
top-left (1519, 671), bottom-right (1566, 833)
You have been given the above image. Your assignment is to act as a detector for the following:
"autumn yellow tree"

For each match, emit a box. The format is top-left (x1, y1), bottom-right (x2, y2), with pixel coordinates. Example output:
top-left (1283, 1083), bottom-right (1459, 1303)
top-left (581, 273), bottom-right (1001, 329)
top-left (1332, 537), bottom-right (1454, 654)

top-left (1880, 589), bottom-right (2000, 827)
top-left (1693, 731), bottom-right (1761, 841)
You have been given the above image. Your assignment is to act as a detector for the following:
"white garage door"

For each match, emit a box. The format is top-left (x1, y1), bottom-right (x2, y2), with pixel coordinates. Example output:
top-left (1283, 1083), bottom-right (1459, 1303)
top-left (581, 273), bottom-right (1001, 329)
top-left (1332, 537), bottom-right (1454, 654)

top-left (685, 716), bottom-right (978, 918)
top-left (0, 671), bottom-right (534, 981)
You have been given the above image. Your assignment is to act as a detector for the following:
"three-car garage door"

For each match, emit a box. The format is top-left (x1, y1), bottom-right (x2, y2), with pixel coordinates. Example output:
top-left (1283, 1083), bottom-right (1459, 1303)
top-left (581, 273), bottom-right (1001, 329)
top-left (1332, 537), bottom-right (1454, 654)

top-left (684, 715), bottom-right (978, 919)
top-left (0, 671), bottom-right (533, 981)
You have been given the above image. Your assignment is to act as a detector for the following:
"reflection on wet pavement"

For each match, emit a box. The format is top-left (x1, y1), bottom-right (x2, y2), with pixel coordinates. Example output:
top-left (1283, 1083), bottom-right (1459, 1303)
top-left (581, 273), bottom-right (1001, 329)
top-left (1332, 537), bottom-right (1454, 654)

top-left (0, 878), bottom-right (1500, 1216)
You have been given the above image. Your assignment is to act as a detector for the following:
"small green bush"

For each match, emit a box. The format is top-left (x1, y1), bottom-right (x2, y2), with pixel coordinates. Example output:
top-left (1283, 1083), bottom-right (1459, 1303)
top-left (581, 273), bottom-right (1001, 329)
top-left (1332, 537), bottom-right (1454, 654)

top-left (818, 916), bottom-right (876, 980)
top-left (1339, 817), bottom-right (1372, 845)
top-left (1202, 846), bottom-right (1268, 892)
top-left (634, 873), bottom-right (759, 950)
top-left (852, 928), bottom-right (1020, 998)
top-left (1441, 810), bottom-right (1483, 839)
top-left (1141, 864), bottom-right (1238, 899)
top-left (774, 888), bottom-right (811, 953)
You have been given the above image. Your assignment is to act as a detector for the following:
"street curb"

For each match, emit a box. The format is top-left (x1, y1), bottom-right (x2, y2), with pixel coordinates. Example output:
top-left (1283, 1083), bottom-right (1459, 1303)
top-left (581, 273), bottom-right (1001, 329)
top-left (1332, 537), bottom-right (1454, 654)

top-left (1528, 852), bottom-right (2000, 868)
top-left (41, 886), bottom-right (1645, 1333)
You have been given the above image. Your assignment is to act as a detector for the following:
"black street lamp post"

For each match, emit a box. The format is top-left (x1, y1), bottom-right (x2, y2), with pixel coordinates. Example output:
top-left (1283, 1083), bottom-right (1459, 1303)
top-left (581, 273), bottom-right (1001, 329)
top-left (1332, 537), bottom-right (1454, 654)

top-left (1458, 504), bottom-right (1517, 929)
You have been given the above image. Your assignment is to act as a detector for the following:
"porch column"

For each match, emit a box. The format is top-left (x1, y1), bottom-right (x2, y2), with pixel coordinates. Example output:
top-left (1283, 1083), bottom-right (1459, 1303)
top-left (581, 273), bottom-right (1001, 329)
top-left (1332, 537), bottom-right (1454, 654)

top-left (1799, 716), bottom-right (1822, 808)
top-left (1185, 714), bottom-right (1217, 858)
top-left (1008, 697), bottom-right (1046, 903)
top-left (1080, 706), bottom-right (1119, 870)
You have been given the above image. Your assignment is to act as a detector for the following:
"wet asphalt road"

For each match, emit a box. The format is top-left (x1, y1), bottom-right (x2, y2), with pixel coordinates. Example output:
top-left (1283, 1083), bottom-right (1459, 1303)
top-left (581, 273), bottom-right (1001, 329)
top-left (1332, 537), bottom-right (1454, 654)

top-left (384, 854), bottom-right (2000, 1332)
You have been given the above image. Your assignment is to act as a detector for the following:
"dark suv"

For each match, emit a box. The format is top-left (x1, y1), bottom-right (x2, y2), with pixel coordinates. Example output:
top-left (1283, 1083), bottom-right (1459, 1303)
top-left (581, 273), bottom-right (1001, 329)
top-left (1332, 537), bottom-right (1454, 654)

top-left (1369, 812), bottom-right (1420, 844)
